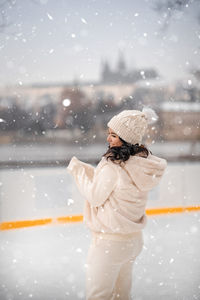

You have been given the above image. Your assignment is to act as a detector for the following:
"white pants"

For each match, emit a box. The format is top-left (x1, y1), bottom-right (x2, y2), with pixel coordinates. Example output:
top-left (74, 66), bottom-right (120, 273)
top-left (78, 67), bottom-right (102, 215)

top-left (86, 231), bottom-right (143, 300)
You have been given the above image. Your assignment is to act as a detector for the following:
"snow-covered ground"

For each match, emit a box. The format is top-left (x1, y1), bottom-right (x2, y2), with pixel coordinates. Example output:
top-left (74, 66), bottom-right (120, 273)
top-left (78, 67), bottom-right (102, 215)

top-left (0, 212), bottom-right (200, 300)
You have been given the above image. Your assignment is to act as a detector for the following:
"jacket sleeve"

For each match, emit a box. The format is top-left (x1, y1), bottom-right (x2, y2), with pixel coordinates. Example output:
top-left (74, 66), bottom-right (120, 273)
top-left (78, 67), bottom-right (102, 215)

top-left (74, 158), bottom-right (95, 180)
top-left (67, 156), bottom-right (117, 207)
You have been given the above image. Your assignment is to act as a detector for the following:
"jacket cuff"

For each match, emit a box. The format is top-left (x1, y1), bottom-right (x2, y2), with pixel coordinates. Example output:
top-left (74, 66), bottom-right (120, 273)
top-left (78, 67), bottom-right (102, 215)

top-left (67, 156), bottom-right (80, 174)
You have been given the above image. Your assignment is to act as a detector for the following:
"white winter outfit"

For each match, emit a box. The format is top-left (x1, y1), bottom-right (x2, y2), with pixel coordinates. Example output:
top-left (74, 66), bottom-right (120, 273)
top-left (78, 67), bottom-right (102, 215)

top-left (67, 152), bottom-right (167, 299)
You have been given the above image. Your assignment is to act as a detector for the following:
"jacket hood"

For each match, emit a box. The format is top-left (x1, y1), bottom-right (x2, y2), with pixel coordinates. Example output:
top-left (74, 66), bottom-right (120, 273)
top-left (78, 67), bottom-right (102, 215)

top-left (122, 154), bottom-right (167, 192)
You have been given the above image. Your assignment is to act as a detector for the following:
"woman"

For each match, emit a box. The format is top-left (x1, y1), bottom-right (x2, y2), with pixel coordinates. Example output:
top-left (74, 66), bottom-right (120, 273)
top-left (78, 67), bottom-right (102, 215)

top-left (67, 109), bottom-right (167, 300)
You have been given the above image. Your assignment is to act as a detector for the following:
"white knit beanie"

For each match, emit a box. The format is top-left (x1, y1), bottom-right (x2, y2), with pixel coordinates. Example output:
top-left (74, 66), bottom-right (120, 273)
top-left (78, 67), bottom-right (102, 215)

top-left (107, 108), bottom-right (157, 145)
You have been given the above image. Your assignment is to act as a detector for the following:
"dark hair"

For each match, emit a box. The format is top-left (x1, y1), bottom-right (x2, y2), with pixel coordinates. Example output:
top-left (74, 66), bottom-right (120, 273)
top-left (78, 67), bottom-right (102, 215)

top-left (103, 137), bottom-right (152, 164)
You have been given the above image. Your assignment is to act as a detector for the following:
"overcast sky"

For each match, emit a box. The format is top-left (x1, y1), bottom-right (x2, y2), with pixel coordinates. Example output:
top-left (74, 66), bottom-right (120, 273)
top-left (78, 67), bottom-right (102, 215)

top-left (0, 0), bottom-right (199, 86)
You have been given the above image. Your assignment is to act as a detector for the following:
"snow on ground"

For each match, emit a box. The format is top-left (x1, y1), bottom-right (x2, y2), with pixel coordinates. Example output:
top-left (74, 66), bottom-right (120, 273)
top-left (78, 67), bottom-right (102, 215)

top-left (0, 212), bottom-right (200, 300)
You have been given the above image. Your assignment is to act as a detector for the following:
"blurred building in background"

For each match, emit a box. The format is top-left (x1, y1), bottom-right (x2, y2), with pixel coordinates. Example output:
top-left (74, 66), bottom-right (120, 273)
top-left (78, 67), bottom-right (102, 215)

top-left (101, 53), bottom-right (158, 84)
top-left (0, 66), bottom-right (199, 150)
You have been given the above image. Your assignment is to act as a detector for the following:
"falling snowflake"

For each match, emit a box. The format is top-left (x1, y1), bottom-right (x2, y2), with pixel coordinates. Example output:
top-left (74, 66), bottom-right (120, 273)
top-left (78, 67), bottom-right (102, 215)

top-left (81, 18), bottom-right (87, 24)
top-left (47, 13), bottom-right (53, 20)
top-left (76, 248), bottom-right (82, 253)
top-left (67, 198), bottom-right (74, 206)
top-left (62, 99), bottom-right (71, 107)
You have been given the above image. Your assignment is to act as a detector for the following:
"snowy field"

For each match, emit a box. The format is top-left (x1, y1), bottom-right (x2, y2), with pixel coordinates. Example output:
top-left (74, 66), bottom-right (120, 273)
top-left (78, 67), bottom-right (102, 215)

top-left (0, 212), bottom-right (200, 300)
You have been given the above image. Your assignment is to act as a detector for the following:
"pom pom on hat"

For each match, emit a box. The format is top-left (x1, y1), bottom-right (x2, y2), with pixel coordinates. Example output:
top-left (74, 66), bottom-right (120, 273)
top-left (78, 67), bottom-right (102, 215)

top-left (142, 107), bottom-right (158, 124)
top-left (107, 108), bottom-right (158, 145)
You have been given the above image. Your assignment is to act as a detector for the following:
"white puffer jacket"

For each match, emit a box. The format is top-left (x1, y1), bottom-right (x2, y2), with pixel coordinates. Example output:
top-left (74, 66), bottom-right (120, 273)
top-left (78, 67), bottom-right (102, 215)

top-left (67, 153), bottom-right (167, 236)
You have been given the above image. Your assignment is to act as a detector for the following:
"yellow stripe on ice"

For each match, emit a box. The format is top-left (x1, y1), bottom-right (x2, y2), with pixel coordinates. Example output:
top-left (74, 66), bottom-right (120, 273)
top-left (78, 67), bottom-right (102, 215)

top-left (0, 207), bottom-right (200, 231)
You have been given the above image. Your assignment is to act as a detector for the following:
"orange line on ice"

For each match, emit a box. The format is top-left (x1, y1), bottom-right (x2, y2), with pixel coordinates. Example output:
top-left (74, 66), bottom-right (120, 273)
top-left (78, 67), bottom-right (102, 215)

top-left (0, 207), bottom-right (199, 231)
top-left (145, 206), bottom-right (200, 215)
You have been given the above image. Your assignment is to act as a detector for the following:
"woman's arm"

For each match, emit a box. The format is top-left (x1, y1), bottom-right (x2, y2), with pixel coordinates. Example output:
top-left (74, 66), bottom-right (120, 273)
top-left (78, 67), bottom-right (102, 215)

top-left (67, 156), bottom-right (95, 179)
top-left (67, 156), bottom-right (117, 207)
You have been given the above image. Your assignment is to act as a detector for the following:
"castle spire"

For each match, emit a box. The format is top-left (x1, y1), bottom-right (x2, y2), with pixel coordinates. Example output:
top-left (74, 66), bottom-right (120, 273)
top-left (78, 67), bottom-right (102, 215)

top-left (117, 51), bottom-right (126, 73)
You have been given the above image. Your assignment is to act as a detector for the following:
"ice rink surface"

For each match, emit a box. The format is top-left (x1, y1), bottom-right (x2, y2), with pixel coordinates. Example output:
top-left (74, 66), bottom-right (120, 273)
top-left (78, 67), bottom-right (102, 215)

top-left (0, 212), bottom-right (200, 300)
